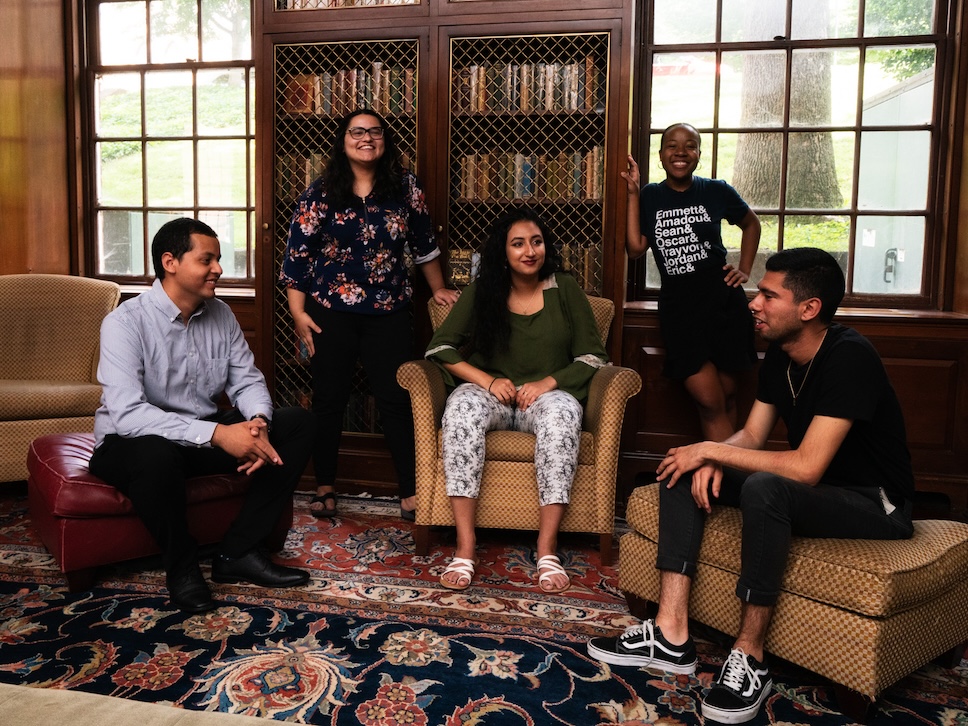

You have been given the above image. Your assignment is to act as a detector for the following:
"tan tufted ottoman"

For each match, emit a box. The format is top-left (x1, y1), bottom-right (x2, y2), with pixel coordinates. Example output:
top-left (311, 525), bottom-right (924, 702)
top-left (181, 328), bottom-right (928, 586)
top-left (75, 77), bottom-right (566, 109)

top-left (619, 483), bottom-right (968, 717)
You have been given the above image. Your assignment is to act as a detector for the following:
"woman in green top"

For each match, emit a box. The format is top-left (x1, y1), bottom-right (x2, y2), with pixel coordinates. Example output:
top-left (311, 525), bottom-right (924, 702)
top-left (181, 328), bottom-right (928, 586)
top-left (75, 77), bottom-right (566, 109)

top-left (425, 207), bottom-right (608, 594)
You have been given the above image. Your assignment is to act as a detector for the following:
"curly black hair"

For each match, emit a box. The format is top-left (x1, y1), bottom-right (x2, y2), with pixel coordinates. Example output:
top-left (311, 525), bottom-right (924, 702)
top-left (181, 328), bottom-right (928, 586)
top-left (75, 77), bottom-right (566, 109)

top-left (470, 206), bottom-right (563, 357)
top-left (322, 109), bottom-right (406, 209)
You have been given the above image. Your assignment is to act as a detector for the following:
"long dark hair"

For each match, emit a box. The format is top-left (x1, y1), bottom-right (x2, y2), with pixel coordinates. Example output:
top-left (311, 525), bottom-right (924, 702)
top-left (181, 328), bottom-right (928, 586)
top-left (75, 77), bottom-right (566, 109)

top-left (322, 109), bottom-right (405, 209)
top-left (471, 206), bottom-right (563, 357)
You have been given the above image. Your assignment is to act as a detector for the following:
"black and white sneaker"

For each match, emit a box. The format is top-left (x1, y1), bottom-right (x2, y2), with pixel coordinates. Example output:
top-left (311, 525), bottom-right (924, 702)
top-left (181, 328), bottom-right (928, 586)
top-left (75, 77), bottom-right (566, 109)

top-left (701, 648), bottom-right (772, 724)
top-left (587, 619), bottom-right (697, 674)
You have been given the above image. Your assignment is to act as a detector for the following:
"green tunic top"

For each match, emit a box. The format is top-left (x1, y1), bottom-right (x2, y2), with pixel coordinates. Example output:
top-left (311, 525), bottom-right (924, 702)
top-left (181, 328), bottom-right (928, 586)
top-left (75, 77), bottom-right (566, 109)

top-left (425, 273), bottom-right (609, 403)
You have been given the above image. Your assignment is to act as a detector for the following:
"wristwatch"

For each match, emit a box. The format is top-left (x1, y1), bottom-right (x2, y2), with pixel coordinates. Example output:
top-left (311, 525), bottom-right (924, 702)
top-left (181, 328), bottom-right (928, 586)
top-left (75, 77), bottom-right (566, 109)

top-left (250, 413), bottom-right (272, 433)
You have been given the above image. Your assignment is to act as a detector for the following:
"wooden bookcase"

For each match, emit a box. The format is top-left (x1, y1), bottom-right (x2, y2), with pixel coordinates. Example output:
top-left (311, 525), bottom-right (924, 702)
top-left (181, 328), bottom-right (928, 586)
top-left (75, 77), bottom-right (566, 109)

top-left (446, 31), bottom-right (609, 293)
top-left (270, 37), bottom-right (421, 432)
top-left (257, 0), bottom-right (633, 488)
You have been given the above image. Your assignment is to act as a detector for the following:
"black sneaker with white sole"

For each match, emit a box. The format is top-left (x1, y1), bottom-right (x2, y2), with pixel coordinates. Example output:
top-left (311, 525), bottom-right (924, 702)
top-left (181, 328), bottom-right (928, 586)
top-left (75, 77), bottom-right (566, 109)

top-left (701, 648), bottom-right (773, 724)
top-left (586, 619), bottom-right (697, 674)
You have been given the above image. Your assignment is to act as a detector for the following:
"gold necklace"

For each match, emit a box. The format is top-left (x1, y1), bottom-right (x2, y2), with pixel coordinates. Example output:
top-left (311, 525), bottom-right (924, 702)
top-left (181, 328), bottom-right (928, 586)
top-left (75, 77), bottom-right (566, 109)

top-left (786, 328), bottom-right (828, 406)
top-left (513, 284), bottom-right (541, 315)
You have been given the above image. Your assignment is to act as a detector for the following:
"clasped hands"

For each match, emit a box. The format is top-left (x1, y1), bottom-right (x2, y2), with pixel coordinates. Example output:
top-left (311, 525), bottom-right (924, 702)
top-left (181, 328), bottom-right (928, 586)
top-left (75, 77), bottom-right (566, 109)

top-left (488, 376), bottom-right (555, 410)
top-left (656, 441), bottom-right (722, 513)
top-left (212, 418), bottom-right (282, 475)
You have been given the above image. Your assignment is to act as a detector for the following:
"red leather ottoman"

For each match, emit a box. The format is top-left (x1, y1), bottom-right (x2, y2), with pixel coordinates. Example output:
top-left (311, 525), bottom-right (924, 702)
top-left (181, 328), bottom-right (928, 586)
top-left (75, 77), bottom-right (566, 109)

top-left (27, 432), bottom-right (293, 592)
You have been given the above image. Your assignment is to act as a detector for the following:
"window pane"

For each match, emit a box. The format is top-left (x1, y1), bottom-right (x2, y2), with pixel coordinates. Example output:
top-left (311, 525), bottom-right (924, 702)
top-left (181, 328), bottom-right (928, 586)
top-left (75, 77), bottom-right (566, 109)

top-left (201, 210), bottom-right (248, 278)
top-left (787, 131), bottom-right (852, 210)
top-left (146, 140), bottom-right (194, 206)
top-left (864, 46), bottom-right (935, 125)
top-left (853, 216), bottom-right (924, 294)
top-left (721, 0), bottom-right (785, 43)
top-left (96, 73), bottom-right (143, 137)
top-left (792, 49), bottom-right (859, 127)
top-left (150, 0), bottom-right (198, 63)
top-left (792, 0), bottom-right (859, 39)
top-left (654, 0), bottom-right (716, 44)
top-left (98, 210), bottom-right (146, 276)
top-left (784, 215), bottom-right (850, 257)
top-left (755, 214), bottom-right (780, 253)
top-left (198, 69), bottom-right (247, 135)
top-left (650, 53), bottom-right (716, 129)
top-left (644, 132), bottom-right (663, 185)
top-left (720, 51), bottom-right (785, 128)
top-left (198, 140), bottom-right (247, 206)
top-left (715, 131), bottom-right (737, 183)
top-left (98, 142), bottom-right (144, 205)
top-left (145, 71), bottom-right (194, 137)
top-left (858, 130), bottom-right (930, 210)
top-left (100, 2), bottom-right (147, 65)
top-left (728, 132), bottom-right (783, 208)
top-left (864, 0), bottom-right (934, 37)
top-left (249, 138), bottom-right (256, 206)
top-left (202, 0), bottom-right (251, 61)
top-left (248, 67), bottom-right (256, 130)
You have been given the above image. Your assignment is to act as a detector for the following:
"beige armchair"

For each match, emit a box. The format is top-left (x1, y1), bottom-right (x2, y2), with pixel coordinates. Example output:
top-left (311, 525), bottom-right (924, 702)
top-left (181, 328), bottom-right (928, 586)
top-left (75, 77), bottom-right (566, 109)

top-left (0, 274), bottom-right (121, 483)
top-left (397, 295), bottom-right (641, 565)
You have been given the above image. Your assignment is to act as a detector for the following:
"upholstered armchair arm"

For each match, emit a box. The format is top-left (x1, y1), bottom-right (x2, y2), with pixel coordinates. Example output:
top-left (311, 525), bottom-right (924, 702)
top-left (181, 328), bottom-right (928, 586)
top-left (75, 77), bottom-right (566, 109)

top-left (584, 364), bottom-right (642, 479)
top-left (397, 360), bottom-right (448, 515)
top-left (397, 360), bottom-right (447, 424)
top-left (584, 365), bottom-right (642, 439)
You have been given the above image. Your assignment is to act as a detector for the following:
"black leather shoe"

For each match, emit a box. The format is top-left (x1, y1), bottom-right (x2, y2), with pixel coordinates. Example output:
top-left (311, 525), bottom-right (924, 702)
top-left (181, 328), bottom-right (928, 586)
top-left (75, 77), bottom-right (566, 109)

top-left (166, 565), bottom-right (217, 613)
top-left (211, 549), bottom-right (310, 588)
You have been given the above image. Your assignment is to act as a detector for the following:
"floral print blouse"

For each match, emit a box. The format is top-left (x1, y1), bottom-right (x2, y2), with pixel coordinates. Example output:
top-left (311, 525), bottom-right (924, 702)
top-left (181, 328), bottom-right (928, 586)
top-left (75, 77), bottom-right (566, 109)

top-left (280, 170), bottom-right (441, 315)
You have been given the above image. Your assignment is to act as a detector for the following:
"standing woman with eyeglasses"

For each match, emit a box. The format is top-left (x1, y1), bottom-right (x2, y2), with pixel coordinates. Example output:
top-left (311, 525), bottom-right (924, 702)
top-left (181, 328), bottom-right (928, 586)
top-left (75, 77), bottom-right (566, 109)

top-left (281, 109), bottom-right (459, 521)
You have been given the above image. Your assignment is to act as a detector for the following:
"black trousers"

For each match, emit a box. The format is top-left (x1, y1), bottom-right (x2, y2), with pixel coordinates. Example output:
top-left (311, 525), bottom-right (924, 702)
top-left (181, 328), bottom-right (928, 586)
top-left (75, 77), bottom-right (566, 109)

top-left (306, 301), bottom-right (417, 498)
top-left (89, 406), bottom-right (315, 576)
top-left (657, 469), bottom-right (914, 606)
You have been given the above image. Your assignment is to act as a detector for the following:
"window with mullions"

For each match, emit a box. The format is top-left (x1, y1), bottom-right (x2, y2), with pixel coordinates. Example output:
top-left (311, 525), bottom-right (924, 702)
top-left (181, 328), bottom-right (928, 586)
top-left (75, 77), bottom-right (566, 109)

top-left (631, 0), bottom-right (947, 303)
top-left (90, 0), bottom-right (255, 281)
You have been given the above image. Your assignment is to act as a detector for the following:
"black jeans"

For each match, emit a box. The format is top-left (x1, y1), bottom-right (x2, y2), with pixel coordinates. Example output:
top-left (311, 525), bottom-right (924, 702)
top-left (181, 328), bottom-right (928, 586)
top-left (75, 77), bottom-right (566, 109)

top-left (89, 406), bottom-right (315, 576)
top-left (657, 469), bottom-right (914, 606)
top-left (306, 301), bottom-right (417, 498)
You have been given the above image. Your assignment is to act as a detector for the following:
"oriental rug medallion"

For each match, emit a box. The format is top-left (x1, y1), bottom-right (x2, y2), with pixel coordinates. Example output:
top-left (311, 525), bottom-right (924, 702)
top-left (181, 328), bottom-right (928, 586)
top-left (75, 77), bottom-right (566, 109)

top-left (0, 489), bottom-right (965, 725)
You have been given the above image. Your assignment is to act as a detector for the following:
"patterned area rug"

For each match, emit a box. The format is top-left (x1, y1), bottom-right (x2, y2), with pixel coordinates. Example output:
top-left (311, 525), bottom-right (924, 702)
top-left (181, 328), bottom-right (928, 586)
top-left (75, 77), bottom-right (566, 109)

top-left (0, 488), bottom-right (966, 725)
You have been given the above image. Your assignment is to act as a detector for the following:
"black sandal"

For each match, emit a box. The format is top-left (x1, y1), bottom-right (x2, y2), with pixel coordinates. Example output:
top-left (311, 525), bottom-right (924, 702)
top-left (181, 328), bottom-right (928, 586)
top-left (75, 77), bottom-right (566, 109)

top-left (309, 491), bottom-right (337, 518)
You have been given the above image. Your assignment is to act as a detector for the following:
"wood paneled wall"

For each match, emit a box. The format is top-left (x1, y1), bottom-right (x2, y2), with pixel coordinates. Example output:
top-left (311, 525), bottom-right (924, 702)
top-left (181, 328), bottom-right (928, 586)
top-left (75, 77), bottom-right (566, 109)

top-left (0, 0), bottom-right (72, 275)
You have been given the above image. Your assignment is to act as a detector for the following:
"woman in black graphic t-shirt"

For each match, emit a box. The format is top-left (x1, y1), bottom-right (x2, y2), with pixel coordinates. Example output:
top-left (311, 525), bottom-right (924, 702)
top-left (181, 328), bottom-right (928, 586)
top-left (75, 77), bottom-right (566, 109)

top-left (623, 122), bottom-right (760, 441)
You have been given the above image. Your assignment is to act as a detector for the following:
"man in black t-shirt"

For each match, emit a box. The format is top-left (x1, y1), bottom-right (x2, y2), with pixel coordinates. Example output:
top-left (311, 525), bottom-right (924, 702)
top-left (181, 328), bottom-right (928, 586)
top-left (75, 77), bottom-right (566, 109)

top-left (588, 248), bottom-right (915, 724)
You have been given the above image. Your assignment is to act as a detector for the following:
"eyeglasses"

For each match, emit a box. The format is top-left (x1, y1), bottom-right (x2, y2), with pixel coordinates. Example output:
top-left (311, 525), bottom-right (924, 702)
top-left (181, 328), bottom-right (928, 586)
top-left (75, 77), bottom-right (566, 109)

top-left (346, 126), bottom-right (385, 139)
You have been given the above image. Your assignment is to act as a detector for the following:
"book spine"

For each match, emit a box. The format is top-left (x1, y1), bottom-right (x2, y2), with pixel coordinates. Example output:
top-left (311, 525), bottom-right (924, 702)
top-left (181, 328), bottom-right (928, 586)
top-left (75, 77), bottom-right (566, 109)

top-left (372, 61), bottom-right (384, 113)
top-left (404, 68), bottom-right (415, 114)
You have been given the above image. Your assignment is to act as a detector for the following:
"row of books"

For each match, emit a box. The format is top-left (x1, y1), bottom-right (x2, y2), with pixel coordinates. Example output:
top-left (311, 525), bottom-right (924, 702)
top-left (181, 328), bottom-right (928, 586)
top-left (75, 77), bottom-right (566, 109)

top-left (283, 64), bottom-right (416, 117)
top-left (453, 58), bottom-right (603, 115)
top-left (276, 150), bottom-right (415, 200)
top-left (276, 0), bottom-right (415, 10)
top-left (277, 153), bottom-right (326, 201)
top-left (458, 148), bottom-right (605, 202)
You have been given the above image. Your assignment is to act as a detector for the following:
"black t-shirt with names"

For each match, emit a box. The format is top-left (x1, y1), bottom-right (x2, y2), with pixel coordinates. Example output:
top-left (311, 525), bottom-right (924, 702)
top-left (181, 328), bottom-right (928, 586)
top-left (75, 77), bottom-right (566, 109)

top-left (639, 176), bottom-right (750, 287)
top-left (757, 324), bottom-right (914, 506)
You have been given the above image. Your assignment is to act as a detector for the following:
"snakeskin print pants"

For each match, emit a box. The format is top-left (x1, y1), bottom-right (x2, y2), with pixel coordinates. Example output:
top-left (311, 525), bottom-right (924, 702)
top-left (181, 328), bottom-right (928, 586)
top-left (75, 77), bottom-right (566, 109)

top-left (440, 382), bottom-right (583, 505)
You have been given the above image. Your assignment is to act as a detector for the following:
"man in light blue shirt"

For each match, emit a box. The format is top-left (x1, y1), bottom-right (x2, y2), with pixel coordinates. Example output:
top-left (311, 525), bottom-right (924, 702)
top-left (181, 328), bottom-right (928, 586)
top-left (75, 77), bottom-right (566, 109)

top-left (90, 218), bottom-right (316, 613)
